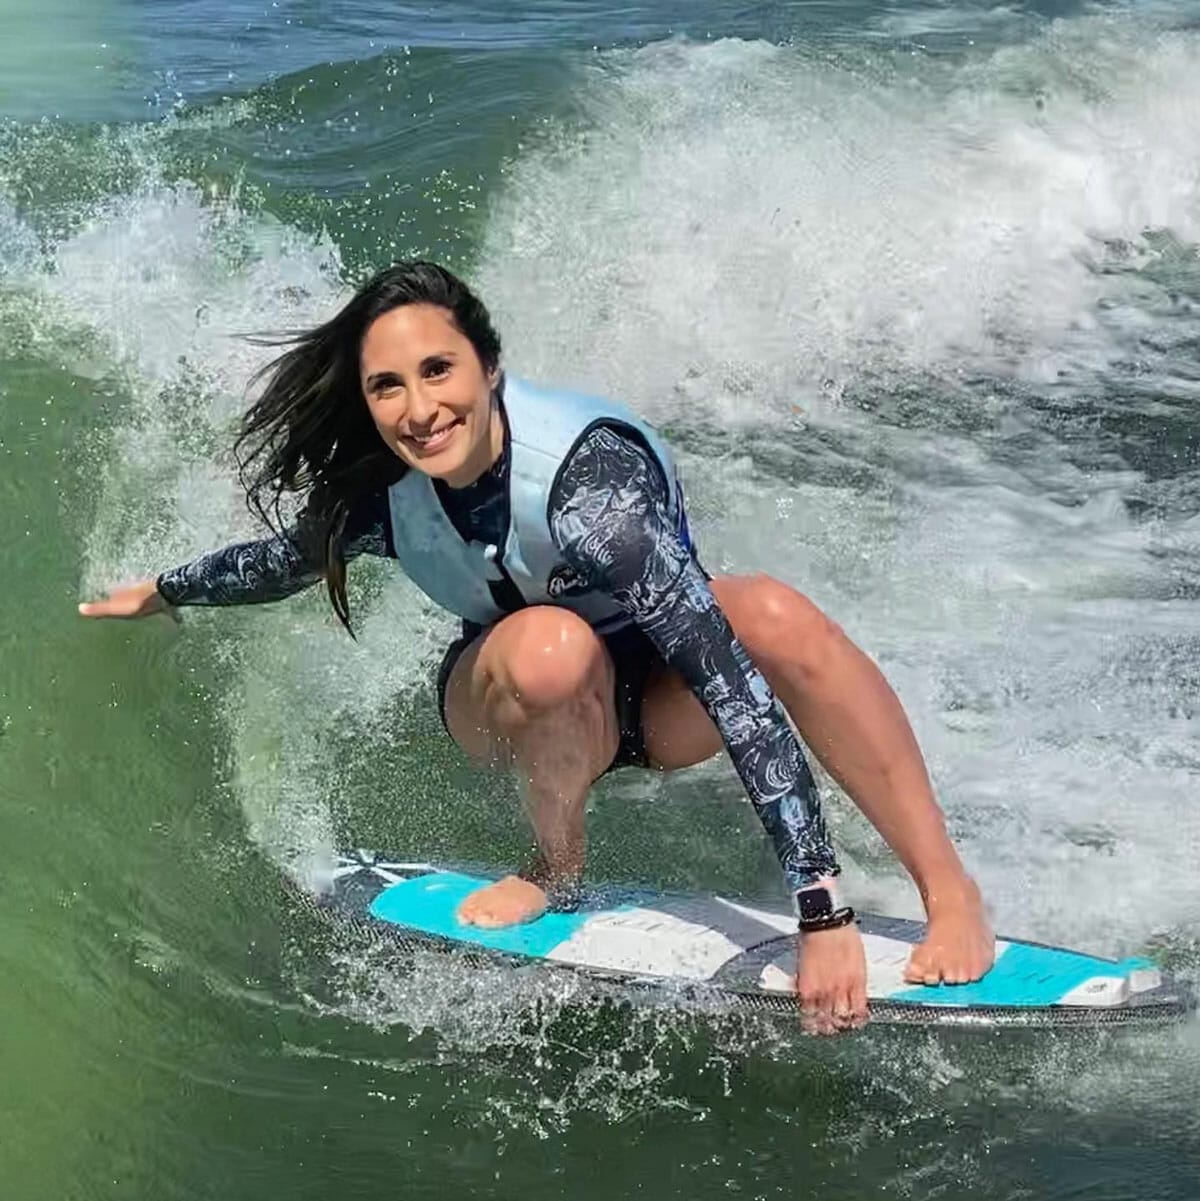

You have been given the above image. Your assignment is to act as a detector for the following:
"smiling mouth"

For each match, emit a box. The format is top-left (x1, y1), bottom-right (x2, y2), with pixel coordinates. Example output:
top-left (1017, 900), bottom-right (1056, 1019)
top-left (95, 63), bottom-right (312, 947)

top-left (404, 418), bottom-right (462, 453)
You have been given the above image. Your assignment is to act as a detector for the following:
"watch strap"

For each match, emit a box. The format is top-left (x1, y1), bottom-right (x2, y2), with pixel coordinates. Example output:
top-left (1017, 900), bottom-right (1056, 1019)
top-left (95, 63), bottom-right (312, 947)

top-left (798, 906), bottom-right (857, 934)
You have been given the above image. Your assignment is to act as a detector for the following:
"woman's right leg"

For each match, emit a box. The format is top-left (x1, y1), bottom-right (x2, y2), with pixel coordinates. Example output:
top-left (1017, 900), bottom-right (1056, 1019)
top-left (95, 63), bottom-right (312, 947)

top-left (441, 606), bottom-right (621, 925)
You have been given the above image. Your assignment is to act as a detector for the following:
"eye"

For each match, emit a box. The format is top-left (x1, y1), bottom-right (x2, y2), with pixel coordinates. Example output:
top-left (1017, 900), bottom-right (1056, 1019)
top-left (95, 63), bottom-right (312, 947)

top-left (371, 376), bottom-right (403, 397)
top-left (425, 359), bottom-right (451, 379)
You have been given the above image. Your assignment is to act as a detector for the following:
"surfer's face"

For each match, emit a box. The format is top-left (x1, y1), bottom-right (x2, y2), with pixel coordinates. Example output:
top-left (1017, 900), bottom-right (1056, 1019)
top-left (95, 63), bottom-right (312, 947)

top-left (360, 302), bottom-right (502, 488)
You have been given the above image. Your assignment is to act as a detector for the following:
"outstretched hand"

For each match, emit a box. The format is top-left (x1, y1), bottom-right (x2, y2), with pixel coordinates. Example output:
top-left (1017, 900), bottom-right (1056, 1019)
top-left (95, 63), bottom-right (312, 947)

top-left (78, 578), bottom-right (171, 620)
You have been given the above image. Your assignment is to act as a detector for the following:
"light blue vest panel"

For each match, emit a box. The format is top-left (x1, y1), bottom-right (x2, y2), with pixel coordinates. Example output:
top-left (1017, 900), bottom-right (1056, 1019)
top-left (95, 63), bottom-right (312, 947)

top-left (386, 375), bottom-right (687, 632)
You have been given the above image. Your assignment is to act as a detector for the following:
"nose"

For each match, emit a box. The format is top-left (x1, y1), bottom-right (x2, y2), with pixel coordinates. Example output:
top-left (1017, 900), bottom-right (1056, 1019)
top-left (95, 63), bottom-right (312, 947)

top-left (406, 382), bottom-right (438, 430)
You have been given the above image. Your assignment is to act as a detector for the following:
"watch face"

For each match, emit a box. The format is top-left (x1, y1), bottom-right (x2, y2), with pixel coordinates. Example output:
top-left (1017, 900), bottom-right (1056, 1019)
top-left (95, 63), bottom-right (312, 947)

top-left (796, 887), bottom-right (835, 923)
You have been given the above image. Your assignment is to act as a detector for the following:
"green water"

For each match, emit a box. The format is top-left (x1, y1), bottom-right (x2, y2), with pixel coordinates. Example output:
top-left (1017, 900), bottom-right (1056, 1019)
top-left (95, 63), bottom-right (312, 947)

top-left (2, 1), bottom-right (1199, 1196)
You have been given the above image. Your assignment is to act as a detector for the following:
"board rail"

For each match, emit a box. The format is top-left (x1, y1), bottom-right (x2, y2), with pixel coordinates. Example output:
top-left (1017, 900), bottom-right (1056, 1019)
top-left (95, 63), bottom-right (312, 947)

top-left (298, 852), bottom-right (1195, 1030)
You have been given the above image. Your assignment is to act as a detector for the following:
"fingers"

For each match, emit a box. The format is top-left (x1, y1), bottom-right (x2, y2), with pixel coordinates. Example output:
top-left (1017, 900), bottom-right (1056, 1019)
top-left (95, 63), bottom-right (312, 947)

top-left (798, 982), bottom-right (870, 1036)
top-left (800, 994), bottom-right (868, 1035)
top-left (847, 975), bottom-right (869, 1031)
top-left (799, 1008), bottom-right (831, 1036)
top-left (78, 598), bottom-right (139, 619)
top-left (798, 985), bottom-right (829, 1036)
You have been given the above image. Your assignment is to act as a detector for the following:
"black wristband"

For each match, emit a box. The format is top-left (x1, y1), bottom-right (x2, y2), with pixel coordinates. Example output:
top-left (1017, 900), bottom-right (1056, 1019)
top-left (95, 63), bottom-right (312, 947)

top-left (798, 906), bottom-right (857, 934)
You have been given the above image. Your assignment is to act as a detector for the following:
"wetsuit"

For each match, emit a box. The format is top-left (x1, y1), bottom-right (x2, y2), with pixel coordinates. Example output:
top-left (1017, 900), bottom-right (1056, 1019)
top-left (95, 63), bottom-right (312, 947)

top-left (157, 424), bottom-right (838, 889)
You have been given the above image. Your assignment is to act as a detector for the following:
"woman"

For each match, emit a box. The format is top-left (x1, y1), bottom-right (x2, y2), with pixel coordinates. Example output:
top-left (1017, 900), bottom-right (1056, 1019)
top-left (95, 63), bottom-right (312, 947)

top-left (80, 261), bottom-right (993, 1035)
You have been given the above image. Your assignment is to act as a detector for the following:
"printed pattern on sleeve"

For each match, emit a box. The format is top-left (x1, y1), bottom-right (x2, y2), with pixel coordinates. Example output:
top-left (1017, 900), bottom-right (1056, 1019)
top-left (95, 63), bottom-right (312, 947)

top-left (548, 424), bottom-right (838, 890)
top-left (155, 492), bottom-right (393, 606)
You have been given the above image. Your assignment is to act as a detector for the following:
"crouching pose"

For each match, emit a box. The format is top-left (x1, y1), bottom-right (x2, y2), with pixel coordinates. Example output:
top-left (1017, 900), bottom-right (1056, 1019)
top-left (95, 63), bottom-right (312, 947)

top-left (80, 261), bottom-right (994, 1034)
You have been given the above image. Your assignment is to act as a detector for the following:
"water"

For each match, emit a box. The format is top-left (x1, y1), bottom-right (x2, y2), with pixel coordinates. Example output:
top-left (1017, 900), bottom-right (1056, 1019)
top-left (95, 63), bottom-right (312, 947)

top-left (2, 1), bottom-right (1199, 1196)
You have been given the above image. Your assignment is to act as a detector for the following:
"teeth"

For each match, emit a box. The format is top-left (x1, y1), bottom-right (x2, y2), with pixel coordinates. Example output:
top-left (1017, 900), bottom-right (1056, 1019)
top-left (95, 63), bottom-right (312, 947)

top-left (411, 423), bottom-right (455, 445)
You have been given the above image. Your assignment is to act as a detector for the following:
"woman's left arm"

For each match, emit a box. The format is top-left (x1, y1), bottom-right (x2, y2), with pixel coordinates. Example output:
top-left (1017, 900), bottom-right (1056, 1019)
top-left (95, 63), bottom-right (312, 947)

top-left (548, 425), bottom-right (837, 891)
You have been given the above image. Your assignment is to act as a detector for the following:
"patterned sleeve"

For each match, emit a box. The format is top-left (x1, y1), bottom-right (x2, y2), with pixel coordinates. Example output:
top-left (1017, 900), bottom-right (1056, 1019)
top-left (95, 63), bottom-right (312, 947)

top-left (548, 425), bottom-right (838, 891)
top-left (155, 491), bottom-right (393, 606)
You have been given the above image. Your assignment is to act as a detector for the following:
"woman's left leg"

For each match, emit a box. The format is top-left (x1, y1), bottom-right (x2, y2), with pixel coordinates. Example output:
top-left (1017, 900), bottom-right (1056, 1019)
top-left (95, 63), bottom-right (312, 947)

top-left (640, 572), bottom-right (994, 986)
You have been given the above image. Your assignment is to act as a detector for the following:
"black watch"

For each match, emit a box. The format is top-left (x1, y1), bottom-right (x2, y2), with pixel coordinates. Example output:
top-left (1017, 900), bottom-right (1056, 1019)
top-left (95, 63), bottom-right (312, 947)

top-left (794, 883), bottom-right (856, 933)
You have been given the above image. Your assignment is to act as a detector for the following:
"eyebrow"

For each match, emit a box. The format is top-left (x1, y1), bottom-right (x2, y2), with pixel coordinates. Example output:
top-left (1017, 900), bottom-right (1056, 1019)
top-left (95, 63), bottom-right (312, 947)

top-left (365, 351), bottom-right (457, 392)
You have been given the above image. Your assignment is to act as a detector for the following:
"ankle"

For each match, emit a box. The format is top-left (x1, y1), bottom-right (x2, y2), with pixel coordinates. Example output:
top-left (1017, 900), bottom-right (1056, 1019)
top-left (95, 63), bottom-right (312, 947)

top-left (520, 851), bottom-right (582, 890)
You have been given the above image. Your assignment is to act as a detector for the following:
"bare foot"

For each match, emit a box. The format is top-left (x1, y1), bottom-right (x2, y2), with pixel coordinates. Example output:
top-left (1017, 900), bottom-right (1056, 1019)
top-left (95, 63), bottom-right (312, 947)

top-left (904, 876), bottom-right (995, 986)
top-left (456, 874), bottom-right (548, 928)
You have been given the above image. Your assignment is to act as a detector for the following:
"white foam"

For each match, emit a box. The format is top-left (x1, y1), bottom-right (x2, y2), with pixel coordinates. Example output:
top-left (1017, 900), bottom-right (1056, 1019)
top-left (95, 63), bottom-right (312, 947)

top-left (13, 173), bottom-right (454, 876)
top-left (481, 22), bottom-right (1200, 407)
top-left (0, 197), bottom-right (40, 278)
top-left (476, 22), bottom-right (1200, 956)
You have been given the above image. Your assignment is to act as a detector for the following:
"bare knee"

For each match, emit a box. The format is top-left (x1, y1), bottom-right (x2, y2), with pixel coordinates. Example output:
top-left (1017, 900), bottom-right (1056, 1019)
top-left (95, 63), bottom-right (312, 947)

top-left (482, 607), bottom-right (608, 729)
top-left (715, 574), bottom-right (843, 683)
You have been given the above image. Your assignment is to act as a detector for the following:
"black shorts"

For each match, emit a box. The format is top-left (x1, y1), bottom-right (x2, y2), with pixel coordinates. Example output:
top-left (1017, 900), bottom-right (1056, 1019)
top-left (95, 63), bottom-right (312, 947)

top-left (435, 620), bottom-right (661, 774)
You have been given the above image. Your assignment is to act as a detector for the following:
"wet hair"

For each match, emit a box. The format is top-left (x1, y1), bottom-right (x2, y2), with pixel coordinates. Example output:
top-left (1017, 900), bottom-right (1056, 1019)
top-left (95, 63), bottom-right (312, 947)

top-left (236, 260), bottom-right (502, 635)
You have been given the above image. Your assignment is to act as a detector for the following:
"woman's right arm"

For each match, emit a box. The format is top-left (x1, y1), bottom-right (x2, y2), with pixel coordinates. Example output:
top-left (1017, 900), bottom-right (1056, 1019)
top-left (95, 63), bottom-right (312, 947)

top-left (154, 529), bottom-right (323, 607)
top-left (78, 497), bottom-right (392, 618)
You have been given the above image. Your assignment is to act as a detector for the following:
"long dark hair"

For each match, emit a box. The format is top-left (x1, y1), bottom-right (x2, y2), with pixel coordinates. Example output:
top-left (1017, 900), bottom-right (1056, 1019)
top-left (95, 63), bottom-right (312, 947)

top-left (235, 260), bottom-right (502, 635)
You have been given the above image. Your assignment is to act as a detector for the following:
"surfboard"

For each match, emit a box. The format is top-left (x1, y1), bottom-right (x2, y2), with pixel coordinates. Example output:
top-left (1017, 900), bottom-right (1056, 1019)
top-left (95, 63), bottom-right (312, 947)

top-left (313, 851), bottom-right (1193, 1028)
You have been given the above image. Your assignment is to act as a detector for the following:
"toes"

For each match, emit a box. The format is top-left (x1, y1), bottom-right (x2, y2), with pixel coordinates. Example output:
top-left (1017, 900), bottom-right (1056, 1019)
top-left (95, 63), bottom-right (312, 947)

top-left (457, 899), bottom-right (496, 927)
top-left (907, 931), bottom-right (997, 987)
top-left (468, 902), bottom-right (509, 928)
top-left (905, 948), bottom-right (946, 987)
top-left (904, 957), bottom-right (940, 986)
top-left (949, 949), bottom-right (993, 984)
